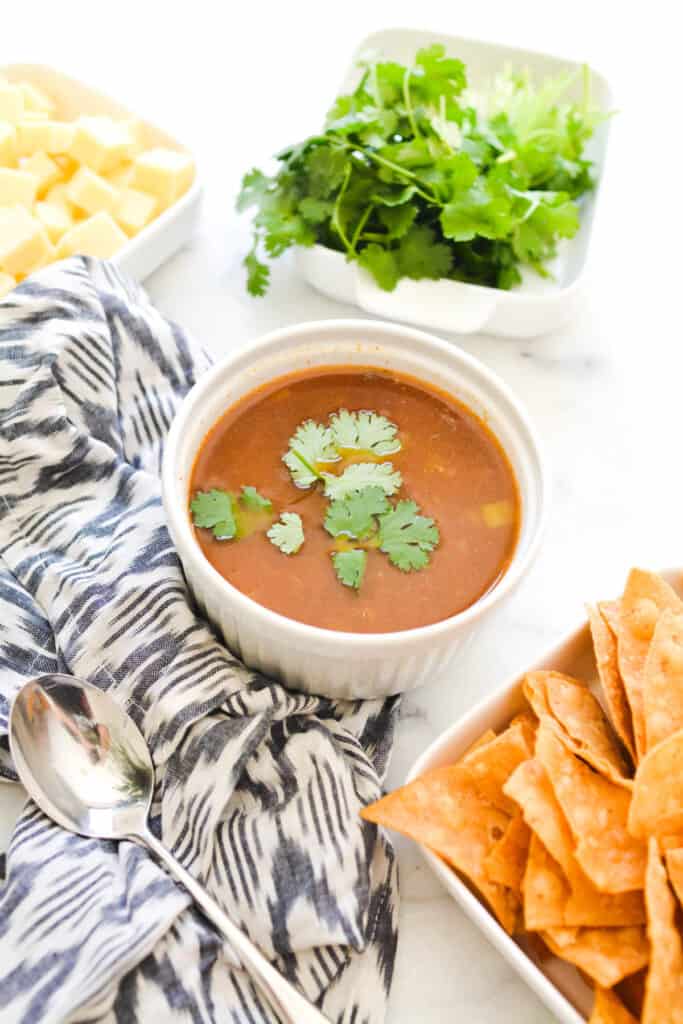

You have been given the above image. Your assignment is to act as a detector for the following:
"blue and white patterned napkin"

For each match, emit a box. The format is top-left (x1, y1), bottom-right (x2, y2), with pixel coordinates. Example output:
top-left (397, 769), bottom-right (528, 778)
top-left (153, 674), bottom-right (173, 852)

top-left (0, 257), bottom-right (399, 1024)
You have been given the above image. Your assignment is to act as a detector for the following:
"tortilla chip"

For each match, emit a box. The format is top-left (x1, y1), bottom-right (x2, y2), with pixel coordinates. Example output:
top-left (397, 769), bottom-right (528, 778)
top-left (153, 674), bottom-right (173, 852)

top-left (665, 848), bottom-right (683, 907)
top-left (462, 720), bottom-right (533, 814)
top-left (642, 838), bottom-right (683, 1023)
top-left (505, 758), bottom-right (645, 927)
top-left (590, 603), bottom-right (637, 762)
top-left (542, 926), bottom-right (649, 988)
top-left (523, 833), bottom-right (570, 931)
top-left (509, 710), bottom-right (538, 749)
top-left (361, 764), bottom-right (519, 933)
top-left (615, 570), bottom-right (683, 760)
top-left (545, 670), bottom-right (630, 783)
top-left (629, 728), bottom-right (683, 839)
top-left (643, 610), bottom-right (683, 752)
top-left (590, 987), bottom-right (639, 1024)
top-left (483, 815), bottom-right (530, 890)
top-left (463, 729), bottom-right (497, 758)
top-left (536, 721), bottom-right (646, 892)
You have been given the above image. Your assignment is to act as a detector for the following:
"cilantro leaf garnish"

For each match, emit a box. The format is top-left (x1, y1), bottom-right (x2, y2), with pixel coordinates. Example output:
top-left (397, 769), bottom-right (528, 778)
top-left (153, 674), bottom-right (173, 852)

top-left (330, 409), bottom-right (401, 456)
top-left (378, 500), bottom-right (440, 571)
top-left (332, 549), bottom-right (367, 590)
top-left (191, 489), bottom-right (237, 540)
top-left (324, 486), bottom-right (390, 539)
top-left (322, 462), bottom-right (402, 501)
top-left (283, 420), bottom-right (338, 488)
top-left (237, 46), bottom-right (606, 295)
top-left (267, 512), bottom-right (305, 554)
top-left (240, 485), bottom-right (272, 511)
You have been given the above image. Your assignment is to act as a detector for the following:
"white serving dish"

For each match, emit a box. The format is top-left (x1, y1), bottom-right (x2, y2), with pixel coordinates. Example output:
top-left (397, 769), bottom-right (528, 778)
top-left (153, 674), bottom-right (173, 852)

top-left (406, 568), bottom-right (683, 1023)
top-left (296, 28), bottom-right (613, 339)
top-left (1, 64), bottom-right (202, 281)
top-left (162, 318), bottom-right (547, 700)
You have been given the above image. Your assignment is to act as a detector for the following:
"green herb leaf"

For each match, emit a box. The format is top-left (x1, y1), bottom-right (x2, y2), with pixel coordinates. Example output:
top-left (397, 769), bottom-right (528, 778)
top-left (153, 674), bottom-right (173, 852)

top-left (378, 499), bottom-right (439, 571)
top-left (357, 244), bottom-right (400, 291)
top-left (267, 512), bottom-right (305, 554)
top-left (331, 549), bottom-right (367, 590)
top-left (244, 244), bottom-right (269, 297)
top-left (240, 486), bottom-right (273, 511)
top-left (283, 420), bottom-right (338, 487)
top-left (324, 486), bottom-right (391, 539)
top-left (396, 224), bottom-right (453, 280)
top-left (190, 489), bottom-right (237, 541)
top-left (323, 462), bottom-right (402, 500)
top-left (329, 409), bottom-right (401, 456)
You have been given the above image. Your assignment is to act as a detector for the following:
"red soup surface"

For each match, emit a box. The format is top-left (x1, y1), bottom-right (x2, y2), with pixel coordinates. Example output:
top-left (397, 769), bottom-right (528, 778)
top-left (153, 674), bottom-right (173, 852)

top-left (190, 366), bottom-right (520, 633)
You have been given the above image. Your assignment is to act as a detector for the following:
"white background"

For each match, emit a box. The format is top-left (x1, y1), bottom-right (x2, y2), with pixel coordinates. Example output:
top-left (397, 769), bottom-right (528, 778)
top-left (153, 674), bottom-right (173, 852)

top-left (3, 2), bottom-right (683, 1020)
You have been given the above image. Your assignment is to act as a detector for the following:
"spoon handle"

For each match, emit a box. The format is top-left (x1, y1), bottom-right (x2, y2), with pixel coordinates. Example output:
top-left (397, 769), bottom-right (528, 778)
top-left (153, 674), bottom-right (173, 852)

top-left (137, 829), bottom-right (331, 1024)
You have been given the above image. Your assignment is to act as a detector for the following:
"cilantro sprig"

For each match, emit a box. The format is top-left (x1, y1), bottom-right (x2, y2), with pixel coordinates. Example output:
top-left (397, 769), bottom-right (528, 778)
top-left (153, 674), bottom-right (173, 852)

top-left (191, 407), bottom-right (440, 593)
top-left (237, 46), bottom-right (606, 295)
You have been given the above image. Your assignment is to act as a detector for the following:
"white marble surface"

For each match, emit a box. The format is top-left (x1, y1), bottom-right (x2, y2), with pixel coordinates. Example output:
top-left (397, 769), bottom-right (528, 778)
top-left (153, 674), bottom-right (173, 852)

top-left (2, 1), bottom-right (682, 1020)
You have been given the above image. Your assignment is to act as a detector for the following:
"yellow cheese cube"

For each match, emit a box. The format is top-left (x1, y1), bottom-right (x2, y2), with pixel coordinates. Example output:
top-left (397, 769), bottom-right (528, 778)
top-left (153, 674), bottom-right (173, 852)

top-left (0, 270), bottom-right (16, 298)
top-left (56, 211), bottom-right (127, 259)
top-left (18, 81), bottom-right (56, 116)
top-left (0, 82), bottom-right (24, 124)
top-left (122, 120), bottom-right (146, 158)
top-left (106, 162), bottom-right (134, 187)
top-left (132, 148), bottom-right (194, 207)
top-left (69, 117), bottom-right (135, 173)
top-left (115, 186), bottom-right (157, 235)
top-left (0, 205), bottom-right (53, 276)
top-left (35, 200), bottom-right (73, 242)
top-left (19, 153), bottom-right (61, 197)
top-left (0, 121), bottom-right (15, 163)
top-left (21, 110), bottom-right (49, 122)
top-left (54, 154), bottom-right (78, 177)
top-left (66, 166), bottom-right (119, 216)
top-left (0, 168), bottom-right (39, 208)
top-left (16, 119), bottom-right (75, 156)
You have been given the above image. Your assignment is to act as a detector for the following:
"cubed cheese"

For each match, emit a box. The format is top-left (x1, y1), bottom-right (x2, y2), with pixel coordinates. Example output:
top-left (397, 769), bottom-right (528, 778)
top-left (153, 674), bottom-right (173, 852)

top-left (66, 166), bottom-right (119, 216)
top-left (0, 82), bottom-right (24, 124)
top-left (45, 182), bottom-right (75, 211)
top-left (0, 121), bottom-right (15, 163)
top-left (16, 119), bottom-right (75, 156)
top-left (19, 152), bottom-right (61, 197)
top-left (0, 205), bottom-right (53, 276)
top-left (56, 211), bottom-right (127, 259)
top-left (0, 167), bottom-right (39, 208)
top-left (106, 162), bottom-right (134, 187)
top-left (69, 117), bottom-right (135, 173)
top-left (21, 110), bottom-right (49, 122)
top-left (54, 154), bottom-right (78, 176)
top-left (132, 148), bottom-right (194, 207)
top-left (18, 81), bottom-right (56, 116)
top-left (35, 200), bottom-right (73, 243)
top-left (0, 270), bottom-right (16, 298)
top-left (115, 186), bottom-right (157, 235)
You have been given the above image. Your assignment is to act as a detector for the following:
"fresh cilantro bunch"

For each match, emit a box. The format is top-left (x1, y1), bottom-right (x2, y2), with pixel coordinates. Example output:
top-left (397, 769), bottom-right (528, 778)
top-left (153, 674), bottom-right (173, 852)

top-left (237, 47), bottom-right (603, 295)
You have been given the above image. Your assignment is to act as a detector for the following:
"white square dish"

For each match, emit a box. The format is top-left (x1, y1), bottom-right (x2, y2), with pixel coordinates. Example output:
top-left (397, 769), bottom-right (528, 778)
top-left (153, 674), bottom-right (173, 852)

top-left (405, 569), bottom-right (682, 1023)
top-left (1, 64), bottom-right (202, 281)
top-left (296, 28), bottom-right (613, 339)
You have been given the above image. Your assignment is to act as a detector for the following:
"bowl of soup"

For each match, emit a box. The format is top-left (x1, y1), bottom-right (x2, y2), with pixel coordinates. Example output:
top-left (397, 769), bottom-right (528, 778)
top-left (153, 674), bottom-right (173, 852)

top-left (162, 319), bottom-right (547, 699)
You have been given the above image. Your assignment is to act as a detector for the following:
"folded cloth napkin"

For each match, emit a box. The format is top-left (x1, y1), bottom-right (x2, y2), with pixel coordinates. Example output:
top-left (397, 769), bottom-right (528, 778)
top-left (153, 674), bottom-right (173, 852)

top-left (0, 257), bottom-right (399, 1024)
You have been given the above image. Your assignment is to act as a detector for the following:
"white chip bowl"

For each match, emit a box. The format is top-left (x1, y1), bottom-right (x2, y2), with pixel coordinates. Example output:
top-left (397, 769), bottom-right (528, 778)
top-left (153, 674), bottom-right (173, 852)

top-left (162, 318), bottom-right (547, 700)
top-left (296, 27), bottom-right (613, 339)
top-left (406, 567), bottom-right (683, 1023)
top-left (1, 64), bottom-right (202, 282)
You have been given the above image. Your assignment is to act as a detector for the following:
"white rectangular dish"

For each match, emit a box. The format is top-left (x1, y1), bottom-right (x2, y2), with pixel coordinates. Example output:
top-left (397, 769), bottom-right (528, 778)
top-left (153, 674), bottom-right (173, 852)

top-left (1, 64), bottom-right (202, 282)
top-left (296, 27), bottom-right (613, 339)
top-left (406, 569), bottom-right (682, 1023)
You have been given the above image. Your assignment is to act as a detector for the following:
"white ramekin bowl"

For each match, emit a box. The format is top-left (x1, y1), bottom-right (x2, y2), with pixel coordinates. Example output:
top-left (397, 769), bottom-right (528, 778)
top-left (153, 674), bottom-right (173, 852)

top-left (161, 319), bottom-right (547, 700)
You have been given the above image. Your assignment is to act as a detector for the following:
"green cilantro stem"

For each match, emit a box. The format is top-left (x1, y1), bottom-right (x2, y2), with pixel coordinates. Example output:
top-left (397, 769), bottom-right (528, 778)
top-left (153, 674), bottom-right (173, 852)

top-left (402, 68), bottom-right (420, 139)
top-left (291, 447), bottom-right (324, 481)
top-left (350, 203), bottom-right (375, 252)
top-left (331, 161), bottom-right (353, 253)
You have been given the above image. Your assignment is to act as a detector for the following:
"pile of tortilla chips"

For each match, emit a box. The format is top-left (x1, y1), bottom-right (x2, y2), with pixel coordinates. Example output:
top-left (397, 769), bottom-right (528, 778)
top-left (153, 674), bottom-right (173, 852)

top-left (362, 570), bottom-right (683, 1024)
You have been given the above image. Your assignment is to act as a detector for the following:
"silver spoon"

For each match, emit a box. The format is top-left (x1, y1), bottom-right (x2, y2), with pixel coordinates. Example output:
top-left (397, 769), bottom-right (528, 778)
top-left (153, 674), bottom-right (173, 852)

top-left (9, 675), bottom-right (329, 1024)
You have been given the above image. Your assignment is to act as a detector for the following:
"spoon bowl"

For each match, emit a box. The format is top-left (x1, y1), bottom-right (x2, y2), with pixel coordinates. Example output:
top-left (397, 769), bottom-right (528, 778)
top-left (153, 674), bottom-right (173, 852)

top-left (10, 674), bottom-right (329, 1024)
top-left (10, 674), bottom-right (153, 839)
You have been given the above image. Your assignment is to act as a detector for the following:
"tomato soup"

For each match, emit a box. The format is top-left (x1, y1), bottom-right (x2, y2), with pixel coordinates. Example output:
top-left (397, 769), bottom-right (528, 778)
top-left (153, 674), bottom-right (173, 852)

top-left (190, 367), bottom-right (520, 633)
